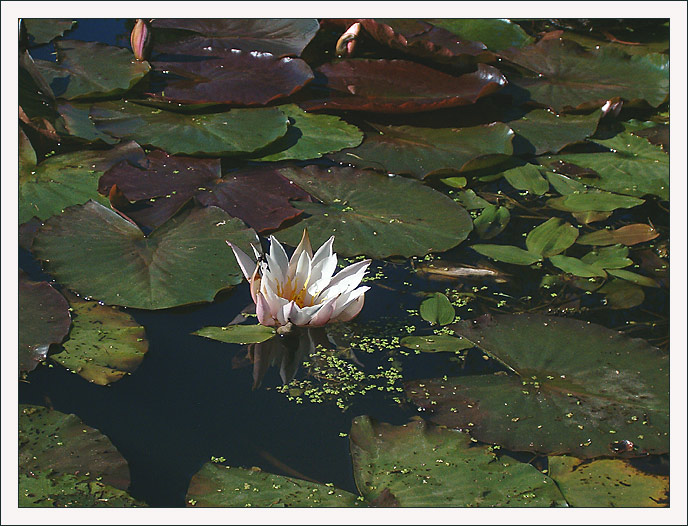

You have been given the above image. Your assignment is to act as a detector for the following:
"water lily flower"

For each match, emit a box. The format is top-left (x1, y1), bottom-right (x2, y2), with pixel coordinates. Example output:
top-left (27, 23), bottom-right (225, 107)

top-left (227, 230), bottom-right (371, 328)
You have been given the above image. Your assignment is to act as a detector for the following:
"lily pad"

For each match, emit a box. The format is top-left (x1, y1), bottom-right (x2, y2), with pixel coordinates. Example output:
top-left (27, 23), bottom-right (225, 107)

top-left (274, 165), bottom-right (473, 258)
top-left (19, 138), bottom-right (146, 224)
top-left (427, 18), bottom-right (534, 51)
top-left (151, 51), bottom-right (313, 106)
top-left (19, 272), bottom-right (71, 374)
top-left (152, 19), bottom-right (320, 57)
top-left (185, 464), bottom-right (360, 507)
top-left (19, 404), bottom-right (130, 490)
top-left (301, 60), bottom-right (506, 113)
top-left (350, 416), bottom-right (567, 507)
top-left (546, 192), bottom-right (645, 213)
top-left (193, 324), bottom-right (276, 345)
top-left (454, 189), bottom-right (491, 210)
top-left (474, 205), bottom-right (511, 239)
top-left (548, 456), bottom-right (668, 507)
top-left (606, 269), bottom-right (660, 288)
top-left (508, 109), bottom-right (601, 156)
top-left (598, 280), bottom-right (646, 309)
top-left (500, 38), bottom-right (669, 112)
top-left (406, 313), bottom-right (669, 458)
top-left (548, 255), bottom-right (608, 278)
top-left (471, 245), bottom-right (542, 265)
top-left (420, 293), bottom-right (456, 326)
top-left (252, 104), bottom-right (363, 161)
top-left (400, 334), bottom-right (473, 353)
top-left (35, 40), bottom-right (150, 100)
top-left (581, 245), bottom-right (633, 270)
top-left (56, 102), bottom-right (118, 144)
top-left (525, 218), bottom-right (579, 258)
top-left (50, 294), bottom-right (148, 385)
top-left (19, 50), bottom-right (62, 140)
top-left (90, 101), bottom-right (289, 156)
top-left (329, 122), bottom-right (514, 179)
top-left (24, 18), bottom-right (76, 45)
top-left (501, 164), bottom-right (550, 195)
top-left (32, 201), bottom-right (259, 310)
top-left (542, 132), bottom-right (669, 200)
top-left (576, 224), bottom-right (659, 246)
top-left (20, 472), bottom-right (144, 508)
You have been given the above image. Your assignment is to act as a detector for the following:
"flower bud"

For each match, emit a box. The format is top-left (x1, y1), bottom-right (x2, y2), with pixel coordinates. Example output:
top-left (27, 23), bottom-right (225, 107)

top-left (131, 18), bottom-right (151, 61)
top-left (335, 22), bottom-right (362, 57)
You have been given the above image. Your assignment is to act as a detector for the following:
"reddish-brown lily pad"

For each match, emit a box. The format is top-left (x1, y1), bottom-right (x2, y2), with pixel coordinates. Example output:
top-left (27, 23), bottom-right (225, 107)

top-left (19, 272), bottom-right (71, 374)
top-left (151, 19), bottom-right (320, 57)
top-left (151, 51), bottom-right (313, 106)
top-left (300, 59), bottom-right (506, 113)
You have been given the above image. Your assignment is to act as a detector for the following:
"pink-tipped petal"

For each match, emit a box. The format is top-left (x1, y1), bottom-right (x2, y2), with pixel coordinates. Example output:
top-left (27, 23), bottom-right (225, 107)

top-left (334, 294), bottom-right (365, 322)
top-left (256, 292), bottom-right (277, 327)
top-left (287, 229), bottom-right (313, 279)
top-left (227, 241), bottom-right (256, 282)
top-left (307, 298), bottom-right (337, 327)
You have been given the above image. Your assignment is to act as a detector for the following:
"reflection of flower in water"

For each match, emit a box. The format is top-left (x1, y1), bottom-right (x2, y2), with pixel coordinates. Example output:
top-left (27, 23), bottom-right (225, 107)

top-left (228, 229), bottom-right (371, 328)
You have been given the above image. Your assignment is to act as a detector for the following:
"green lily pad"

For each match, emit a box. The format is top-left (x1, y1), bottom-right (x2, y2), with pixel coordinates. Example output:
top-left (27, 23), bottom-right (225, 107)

top-left (193, 324), bottom-right (276, 345)
top-left (606, 269), bottom-right (660, 288)
top-left (474, 205), bottom-right (511, 239)
top-left (275, 166), bottom-right (473, 258)
top-left (472, 245), bottom-right (542, 265)
top-left (252, 104), bottom-right (363, 161)
top-left (526, 218), bottom-right (579, 258)
top-left (400, 334), bottom-right (474, 353)
top-left (56, 102), bottom-right (118, 144)
top-left (329, 122), bottom-right (514, 179)
top-left (50, 294), bottom-right (148, 385)
top-left (24, 19), bottom-right (76, 45)
top-left (545, 172), bottom-right (587, 196)
top-left (542, 132), bottom-right (669, 200)
top-left (576, 224), bottom-right (659, 246)
top-left (501, 164), bottom-right (550, 195)
top-left (581, 245), bottom-right (633, 270)
top-left (453, 189), bottom-right (491, 210)
top-left (35, 40), bottom-right (150, 100)
top-left (508, 109), bottom-right (601, 156)
top-left (501, 39), bottom-right (669, 112)
top-left (19, 138), bottom-right (146, 224)
top-left (185, 464), bottom-right (361, 507)
top-left (548, 456), bottom-right (668, 507)
top-left (32, 201), bottom-right (259, 310)
top-left (547, 192), bottom-right (645, 213)
top-left (406, 313), bottom-right (669, 458)
top-left (598, 280), bottom-right (646, 309)
top-left (427, 18), bottom-right (533, 51)
top-left (90, 101), bottom-right (289, 156)
top-left (420, 293), bottom-right (456, 326)
top-left (19, 404), bottom-right (130, 490)
top-left (440, 176), bottom-right (467, 189)
top-left (549, 255), bottom-right (608, 278)
top-left (350, 416), bottom-right (567, 507)
top-left (20, 472), bottom-right (144, 508)
top-left (19, 272), bottom-right (71, 374)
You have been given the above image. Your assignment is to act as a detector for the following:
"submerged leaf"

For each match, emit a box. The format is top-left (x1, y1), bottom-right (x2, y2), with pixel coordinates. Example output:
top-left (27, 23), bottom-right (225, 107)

top-left (474, 205), bottom-right (511, 239)
top-left (576, 224), bottom-right (659, 246)
top-left (193, 325), bottom-right (276, 345)
top-left (472, 244), bottom-right (542, 265)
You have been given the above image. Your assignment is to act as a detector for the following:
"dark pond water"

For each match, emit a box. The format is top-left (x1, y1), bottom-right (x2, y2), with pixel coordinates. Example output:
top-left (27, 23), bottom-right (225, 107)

top-left (18, 18), bottom-right (671, 508)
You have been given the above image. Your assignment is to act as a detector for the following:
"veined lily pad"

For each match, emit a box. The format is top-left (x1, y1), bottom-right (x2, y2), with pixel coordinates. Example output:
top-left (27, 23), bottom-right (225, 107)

top-left (301, 60), bottom-right (506, 113)
top-left (151, 19), bottom-right (320, 57)
top-left (548, 255), bottom-right (607, 278)
top-left (576, 224), bottom-right (659, 246)
top-left (330, 122), bottom-right (514, 179)
top-left (19, 138), bottom-right (146, 224)
top-left (56, 102), bottom-right (118, 144)
top-left (50, 294), bottom-right (148, 385)
top-left (350, 416), bottom-right (567, 507)
top-left (90, 101), bottom-right (289, 156)
top-left (193, 324), bottom-right (276, 345)
top-left (500, 39), bottom-right (669, 112)
top-left (32, 201), bottom-right (259, 310)
top-left (420, 293), bottom-right (455, 326)
top-left (252, 104), bottom-right (363, 161)
top-left (427, 18), bottom-right (534, 51)
top-left (508, 109), bottom-right (601, 155)
top-left (35, 40), bottom-right (150, 100)
top-left (548, 456), bottom-right (668, 507)
top-left (542, 132), bottom-right (669, 200)
top-left (19, 404), bottom-right (130, 490)
top-left (19, 272), bottom-right (71, 374)
top-left (400, 334), bottom-right (473, 353)
top-left (474, 205), bottom-right (511, 239)
top-left (525, 218), bottom-right (579, 258)
top-left (606, 269), bottom-right (660, 288)
top-left (547, 192), bottom-right (645, 213)
top-left (186, 464), bottom-right (361, 507)
top-left (406, 313), bottom-right (669, 458)
top-left (501, 164), bottom-right (550, 195)
top-left (23, 18), bottom-right (76, 45)
top-left (581, 244), bottom-right (633, 270)
top-left (275, 166), bottom-right (473, 258)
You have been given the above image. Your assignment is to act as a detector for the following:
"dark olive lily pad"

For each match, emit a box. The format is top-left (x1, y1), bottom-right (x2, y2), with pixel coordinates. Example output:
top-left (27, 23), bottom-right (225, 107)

top-left (501, 164), bottom-right (550, 195)
top-left (19, 404), bottom-right (130, 490)
top-left (577, 224), bottom-right (659, 246)
top-left (152, 19), bottom-right (320, 57)
top-left (23, 18), bottom-right (76, 45)
top-left (500, 38), bottom-right (669, 112)
top-left (301, 60), bottom-right (506, 113)
top-left (547, 192), bottom-right (645, 213)
top-left (400, 334), bottom-right (473, 353)
top-left (19, 138), bottom-right (146, 224)
top-left (151, 51), bottom-right (313, 106)
top-left (426, 18), bottom-right (534, 51)
top-left (90, 101), bottom-right (289, 156)
top-left (471, 244), bottom-right (542, 265)
top-left (193, 324), bottom-right (276, 345)
top-left (56, 102), bottom-right (118, 144)
top-left (542, 132), bottom-right (669, 200)
top-left (35, 40), bottom-right (150, 100)
top-left (508, 109), bottom-right (601, 155)
top-left (406, 313), bottom-right (669, 458)
top-left (275, 166), bottom-right (473, 258)
top-left (350, 416), bottom-right (567, 507)
top-left (252, 104), bottom-right (363, 162)
top-left (598, 280), bottom-right (646, 310)
top-left (186, 464), bottom-right (361, 507)
top-left (19, 273), bottom-right (71, 374)
top-left (32, 201), bottom-right (259, 310)
top-left (474, 205), bottom-right (511, 239)
top-left (50, 294), bottom-right (148, 385)
top-left (330, 122), bottom-right (514, 179)
top-left (548, 456), bottom-right (668, 507)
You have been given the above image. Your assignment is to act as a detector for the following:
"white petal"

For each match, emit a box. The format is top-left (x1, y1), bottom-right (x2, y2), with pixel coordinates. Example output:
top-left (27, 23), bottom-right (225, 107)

top-left (292, 250), bottom-right (312, 296)
top-left (287, 229), bottom-right (313, 279)
top-left (331, 286), bottom-right (369, 319)
top-left (262, 282), bottom-right (289, 317)
top-left (307, 297), bottom-right (337, 327)
top-left (250, 243), bottom-right (263, 261)
top-left (307, 253), bottom-right (338, 298)
top-left (226, 241), bottom-right (256, 281)
top-left (311, 236), bottom-right (334, 267)
top-left (319, 260), bottom-right (371, 301)
top-left (288, 303), bottom-right (323, 326)
top-left (267, 236), bottom-right (289, 283)
top-left (277, 301), bottom-right (296, 326)
top-left (334, 294), bottom-right (366, 322)
top-left (256, 292), bottom-right (277, 327)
